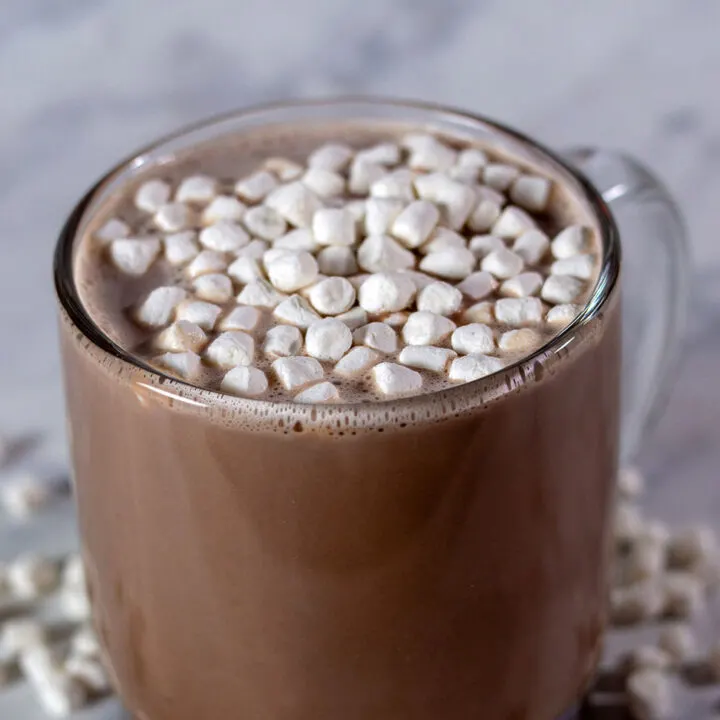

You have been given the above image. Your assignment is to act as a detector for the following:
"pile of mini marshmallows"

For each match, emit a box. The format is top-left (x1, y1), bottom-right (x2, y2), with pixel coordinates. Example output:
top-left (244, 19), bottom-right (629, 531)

top-left (96, 133), bottom-right (595, 402)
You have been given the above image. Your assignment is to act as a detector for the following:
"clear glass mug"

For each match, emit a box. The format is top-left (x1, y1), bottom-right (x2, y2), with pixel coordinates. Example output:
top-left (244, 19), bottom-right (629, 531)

top-left (54, 99), bottom-right (688, 720)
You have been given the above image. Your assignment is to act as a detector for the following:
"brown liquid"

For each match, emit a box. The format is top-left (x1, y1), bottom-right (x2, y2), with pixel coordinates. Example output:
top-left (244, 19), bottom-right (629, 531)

top-left (59, 120), bottom-right (620, 720)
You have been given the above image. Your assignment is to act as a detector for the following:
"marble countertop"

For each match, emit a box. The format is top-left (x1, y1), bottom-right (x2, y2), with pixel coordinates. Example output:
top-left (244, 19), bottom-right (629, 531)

top-left (0, 0), bottom-right (719, 717)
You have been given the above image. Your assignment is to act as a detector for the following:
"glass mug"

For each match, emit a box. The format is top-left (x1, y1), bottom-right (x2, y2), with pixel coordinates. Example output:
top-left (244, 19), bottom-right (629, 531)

top-left (54, 99), bottom-right (687, 720)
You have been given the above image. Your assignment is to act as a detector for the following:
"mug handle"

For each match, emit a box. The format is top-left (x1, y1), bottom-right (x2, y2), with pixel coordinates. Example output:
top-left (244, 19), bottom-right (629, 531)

top-left (564, 148), bottom-right (690, 463)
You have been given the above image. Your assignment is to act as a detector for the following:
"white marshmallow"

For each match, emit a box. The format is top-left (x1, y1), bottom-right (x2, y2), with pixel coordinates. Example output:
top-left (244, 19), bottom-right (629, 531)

top-left (495, 297), bottom-right (544, 325)
top-left (399, 346), bottom-right (456, 373)
top-left (95, 218), bottom-right (129, 244)
top-left (541, 275), bottom-right (584, 304)
top-left (501, 271), bottom-right (543, 297)
top-left (483, 163), bottom-right (520, 191)
top-left (359, 272), bottom-right (415, 313)
top-left (391, 200), bottom-right (440, 248)
top-left (274, 228), bottom-right (320, 253)
top-left (302, 167), bottom-right (345, 198)
top-left (456, 271), bottom-right (498, 300)
top-left (0, 473), bottom-right (65, 519)
top-left (308, 142), bottom-right (354, 172)
top-left (464, 301), bottom-right (494, 324)
top-left (481, 247), bottom-right (524, 279)
top-left (419, 247), bottom-right (475, 280)
top-left (623, 646), bottom-right (673, 673)
top-left (614, 503), bottom-right (645, 545)
top-left (242, 206), bottom-right (287, 240)
top-left (456, 147), bottom-right (489, 170)
top-left (205, 331), bottom-right (254, 369)
top-left (157, 351), bottom-right (202, 379)
top-left (305, 318), bottom-right (353, 361)
top-left (510, 175), bottom-right (552, 212)
top-left (491, 206), bottom-right (537, 238)
top-left (336, 306), bottom-right (368, 330)
top-left (65, 654), bottom-right (111, 695)
top-left (237, 279), bottom-right (286, 308)
top-left (420, 228), bottom-right (467, 255)
top-left (551, 254), bottom-right (595, 280)
top-left (348, 274), bottom-right (370, 290)
top-left (357, 142), bottom-right (401, 166)
top-left (199, 221), bottom-right (250, 252)
top-left (263, 157), bottom-right (303, 182)
top-left (273, 294), bottom-right (321, 328)
top-left (499, 329), bottom-right (540, 353)
top-left (186, 249), bottom-right (228, 278)
top-left (512, 230), bottom-right (550, 264)
top-left (658, 623), bottom-right (696, 664)
top-left (348, 159), bottom-right (386, 195)
top-left (266, 250), bottom-right (318, 292)
top-left (402, 311), bottom-right (456, 346)
top-left (617, 466), bottom-right (645, 499)
top-left (416, 281), bottom-right (463, 316)
top-left (236, 238), bottom-right (270, 260)
top-left (220, 305), bottom-right (262, 332)
top-left (154, 202), bottom-right (194, 232)
top-left (357, 234), bottom-right (415, 273)
top-left (134, 286), bottom-right (188, 327)
top-left (317, 246), bottom-right (358, 276)
top-left (109, 237), bottom-right (161, 276)
top-left (448, 164), bottom-right (481, 183)
top-left (353, 322), bottom-right (398, 353)
top-left (345, 199), bottom-right (367, 224)
top-left (382, 312), bottom-right (409, 327)
top-left (313, 207), bottom-right (356, 247)
top-left (263, 324), bottom-right (303, 357)
top-left (176, 175), bottom-right (217, 204)
top-left (370, 168), bottom-right (416, 202)
top-left (335, 347), bottom-right (382, 377)
top-left (451, 324), bottom-right (495, 355)
top-left (0, 618), bottom-right (48, 657)
top-left (193, 273), bottom-right (233, 303)
top-left (626, 669), bottom-right (673, 720)
top-left (414, 172), bottom-right (476, 230)
top-left (624, 535), bottom-right (667, 582)
top-left (365, 198), bottom-right (405, 235)
top-left (156, 321), bottom-right (207, 353)
top-left (265, 182), bottom-right (323, 228)
top-left (667, 526), bottom-right (718, 569)
top-left (8, 555), bottom-right (60, 599)
top-left (295, 381), bottom-right (341, 404)
top-left (28, 659), bottom-right (89, 717)
top-left (221, 366), bottom-right (269, 398)
top-left (201, 195), bottom-right (246, 225)
top-left (164, 231), bottom-right (200, 266)
top-left (308, 277), bottom-right (356, 316)
top-left (449, 354), bottom-right (505, 383)
top-left (273, 356), bottom-right (324, 391)
top-left (62, 554), bottom-right (85, 592)
top-left (235, 170), bottom-right (279, 202)
top-left (135, 179), bottom-right (171, 213)
top-left (467, 198), bottom-right (503, 233)
top-left (545, 303), bottom-right (581, 326)
top-left (227, 256), bottom-right (264, 285)
top-left (469, 234), bottom-right (506, 258)
top-left (398, 269), bottom-right (436, 291)
top-left (403, 133), bottom-right (457, 171)
top-left (372, 362), bottom-right (422, 396)
top-left (662, 573), bottom-right (705, 618)
top-left (551, 225), bottom-right (590, 258)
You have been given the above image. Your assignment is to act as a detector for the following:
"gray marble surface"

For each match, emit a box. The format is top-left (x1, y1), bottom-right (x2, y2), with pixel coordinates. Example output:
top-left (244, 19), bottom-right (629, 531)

top-left (0, 0), bottom-right (719, 717)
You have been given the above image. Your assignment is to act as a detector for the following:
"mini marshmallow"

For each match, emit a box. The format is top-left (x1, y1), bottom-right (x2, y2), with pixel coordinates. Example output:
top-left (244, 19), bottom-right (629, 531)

top-left (662, 572), bottom-right (705, 619)
top-left (193, 273), bottom-right (233, 303)
top-left (481, 247), bottom-right (524, 279)
top-left (227, 256), bottom-right (264, 285)
top-left (33, 668), bottom-right (89, 717)
top-left (313, 207), bottom-right (356, 247)
top-left (541, 274), bottom-right (584, 304)
top-left (235, 170), bottom-right (280, 202)
top-left (265, 182), bottom-right (323, 228)
top-left (456, 147), bottom-right (489, 170)
top-left (0, 619), bottom-right (48, 657)
top-left (449, 354), bottom-right (505, 383)
top-left (483, 163), bottom-right (520, 191)
top-left (467, 198), bottom-right (503, 233)
top-left (356, 142), bottom-right (401, 166)
top-left (627, 669), bottom-right (673, 720)
top-left (156, 321), bottom-right (207, 353)
top-left (65, 654), bottom-right (111, 695)
top-left (164, 231), bottom-right (200, 266)
top-left (551, 225), bottom-right (590, 258)
top-left (62, 554), bottom-right (85, 591)
top-left (498, 328), bottom-right (542, 353)
top-left (624, 535), bottom-right (666, 582)
top-left (382, 312), bottom-right (409, 327)
top-left (404, 133), bottom-right (457, 171)
top-left (456, 271), bottom-right (498, 300)
top-left (420, 228), bottom-right (467, 255)
top-left (448, 164), bottom-right (481, 183)
top-left (273, 356), bottom-right (324, 391)
top-left (551, 254), bottom-right (595, 280)
top-left (134, 287), bottom-right (188, 328)
top-left (237, 279), bottom-right (286, 308)
top-left (154, 202), bottom-right (194, 232)
top-left (185, 249), bottom-right (228, 278)
top-left (618, 466), bottom-right (646, 499)
top-left (205, 331), bottom-right (254, 369)
top-left (624, 646), bottom-right (673, 673)
top-left (416, 281), bottom-right (463, 316)
top-left (512, 230), bottom-right (550, 265)
top-left (220, 305), bottom-right (262, 332)
top-left (0, 473), bottom-right (66, 519)
top-left (263, 157), bottom-right (303, 182)
top-left (135, 179), bottom-right (171, 213)
top-left (273, 294), bottom-right (321, 328)
top-left (176, 175), bottom-right (217, 204)
top-left (348, 274), bottom-right (370, 290)
top-left (274, 228), bottom-right (320, 253)
top-left (348, 159), bottom-right (386, 195)
top-left (398, 269), bottom-right (436, 291)
top-left (414, 172), bottom-right (476, 230)
top-left (109, 237), bottom-right (161, 276)
top-left (610, 581), bottom-right (664, 625)
top-left (236, 238), bottom-right (270, 259)
top-left (469, 234), bottom-right (506, 258)
top-left (266, 250), bottom-right (318, 292)
top-left (242, 206), bottom-right (287, 240)
top-left (199, 221), bottom-right (250, 252)
top-left (365, 198), bottom-right (406, 235)
top-left (501, 271), bottom-right (543, 297)
top-left (336, 307), bottom-right (368, 330)
top-left (667, 526), bottom-right (718, 569)
top-left (201, 195), bottom-right (246, 225)
top-left (221, 366), bottom-right (268, 397)
top-left (372, 362), bottom-right (422, 396)
top-left (357, 234), bottom-right (415, 273)
top-left (317, 246), bottom-right (358, 276)
top-left (308, 277), bottom-right (356, 316)
top-left (95, 218), bottom-right (129, 243)
top-left (358, 272), bottom-right (415, 313)
top-left (658, 623), bottom-right (696, 664)
top-left (391, 200), bottom-right (440, 248)
top-left (70, 626), bottom-right (100, 659)
top-left (495, 297), bottom-right (544, 325)
top-left (157, 351), bottom-right (202, 379)
top-left (345, 199), bottom-right (367, 223)
top-left (263, 324), bottom-right (303, 357)
top-left (353, 322), bottom-right (398, 353)
top-left (614, 503), bottom-right (645, 545)
top-left (419, 247), bottom-right (475, 280)
top-left (307, 142), bottom-right (353, 172)
top-left (491, 206), bottom-right (537, 238)
top-left (464, 301), bottom-right (494, 325)
top-left (545, 303), bottom-right (581, 326)
top-left (370, 168), bottom-right (416, 202)
top-left (399, 346), bottom-right (456, 373)
top-left (451, 324), bottom-right (495, 355)
top-left (8, 555), bottom-right (60, 598)
top-left (305, 318), bottom-right (353, 361)
top-left (335, 347), bottom-right (382, 377)
top-left (295, 381), bottom-right (341, 404)
top-left (402, 311), bottom-right (456, 346)
top-left (509, 175), bottom-right (552, 212)
top-left (302, 167), bottom-right (345, 198)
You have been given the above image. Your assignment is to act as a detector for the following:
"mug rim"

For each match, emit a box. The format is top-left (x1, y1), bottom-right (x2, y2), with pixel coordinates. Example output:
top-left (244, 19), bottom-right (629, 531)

top-left (54, 96), bottom-right (620, 416)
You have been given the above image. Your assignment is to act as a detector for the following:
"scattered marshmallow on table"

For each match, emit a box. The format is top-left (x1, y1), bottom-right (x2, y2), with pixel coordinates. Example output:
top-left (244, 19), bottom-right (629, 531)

top-left (353, 322), bottom-right (398, 353)
top-left (335, 347), bottom-right (382, 377)
top-left (398, 346), bottom-right (456, 373)
top-left (273, 295), bottom-right (321, 327)
top-left (667, 526), bottom-right (718, 569)
top-left (305, 319), bottom-right (353, 361)
top-left (295, 381), bottom-right (341, 404)
top-left (448, 354), bottom-right (505, 382)
top-left (402, 311), bottom-right (456, 346)
top-left (65, 654), bottom-right (112, 695)
top-left (610, 581), bottom-right (664, 625)
top-left (7, 554), bottom-right (60, 599)
top-left (657, 623), bottom-right (696, 665)
top-left (135, 179), bottom-right (171, 213)
top-left (263, 324), bottom-right (302, 357)
top-left (451, 324), bottom-right (495, 355)
top-left (221, 366), bottom-right (269, 397)
top-left (662, 572), bottom-right (704, 619)
top-left (0, 472), bottom-right (67, 519)
top-left (372, 362), bottom-right (422, 396)
top-left (416, 281), bottom-right (463, 315)
top-left (626, 669), bottom-right (673, 720)
top-left (205, 331), bottom-right (254, 369)
top-left (308, 277), bottom-right (356, 315)
top-left (359, 273), bottom-right (415, 313)
top-left (157, 351), bottom-right (201, 379)
top-left (273, 356), bottom-right (324, 391)
top-left (110, 237), bottom-right (161, 276)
